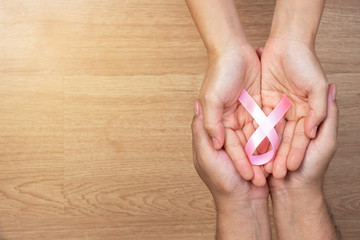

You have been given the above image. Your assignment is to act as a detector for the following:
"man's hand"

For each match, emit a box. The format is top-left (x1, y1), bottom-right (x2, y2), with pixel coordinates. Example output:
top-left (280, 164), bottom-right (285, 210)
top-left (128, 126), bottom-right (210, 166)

top-left (268, 84), bottom-right (341, 240)
top-left (192, 100), bottom-right (271, 240)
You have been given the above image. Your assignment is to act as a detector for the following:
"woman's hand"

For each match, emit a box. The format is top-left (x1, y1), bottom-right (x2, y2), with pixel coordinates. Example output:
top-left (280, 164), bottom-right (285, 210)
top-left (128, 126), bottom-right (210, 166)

top-left (260, 37), bottom-right (328, 178)
top-left (201, 44), bottom-right (267, 186)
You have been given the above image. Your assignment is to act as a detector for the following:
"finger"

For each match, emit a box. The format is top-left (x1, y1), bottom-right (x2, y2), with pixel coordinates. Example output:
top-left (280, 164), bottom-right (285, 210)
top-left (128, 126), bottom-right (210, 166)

top-left (262, 105), bottom-right (274, 116)
top-left (191, 100), bottom-right (213, 154)
top-left (256, 46), bottom-right (264, 59)
top-left (201, 95), bottom-right (225, 150)
top-left (242, 122), bottom-right (256, 142)
top-left (264, 117), bottom-right (286, 174)
top-left (273, 121), bottom-right (296, 178)
top-left (264, 159), bottom-right (273, 174)
top-left (305, 81), bottom-right (328, 138)
top-left (262, 166), bottom-right (270, 178)
top-left (242, 120), bottom-right (263, 156)
top-left (312, 83), bottom-right (339, 150)
top-left (301, 84), bottom-right (339, 173)
top-left (224, 128), bottom-right (254, 181)
top-left (261, 105), bottom-right (276, 174)
top-left (251, 165), bottom-right (266, 187)
top-left (257, 137), bottom-right (270, 155)
top-left (236, 129), bottom-right (248, 147)
top-left (287, 118), bottom-right (311, 171)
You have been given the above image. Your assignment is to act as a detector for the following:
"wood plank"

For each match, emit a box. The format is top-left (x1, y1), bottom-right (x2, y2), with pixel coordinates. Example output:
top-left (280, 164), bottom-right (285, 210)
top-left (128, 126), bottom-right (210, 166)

top-left (0, 0), bottom-right (359, 239)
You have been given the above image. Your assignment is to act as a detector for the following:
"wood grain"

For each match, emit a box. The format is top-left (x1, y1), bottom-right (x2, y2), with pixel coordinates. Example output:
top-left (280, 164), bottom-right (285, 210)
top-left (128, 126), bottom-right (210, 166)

top-left (0, 0), bottom-right (359, 239)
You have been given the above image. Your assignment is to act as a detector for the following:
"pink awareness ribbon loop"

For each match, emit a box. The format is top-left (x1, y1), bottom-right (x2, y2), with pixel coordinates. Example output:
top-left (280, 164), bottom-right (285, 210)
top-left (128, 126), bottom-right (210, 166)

top-left (238, 90), bottom-right (291, 165)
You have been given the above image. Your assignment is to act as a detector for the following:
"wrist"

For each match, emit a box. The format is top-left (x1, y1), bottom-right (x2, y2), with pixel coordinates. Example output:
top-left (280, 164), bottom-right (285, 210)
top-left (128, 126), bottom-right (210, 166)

top-left (270, 0), bottom-right (325, 48)
top-left (215, 195), bottom-right (271, 240)
top-left (271, 186), bottom-right (324, 211)
top-left (270, 14), bottom-right (317, 48)
top-left (271, 188), bottom-right (338, 240)
top-left (207, 39), bottom-right (250, 61)
top-left (215, 193), bottom-right (269, 215)
top-left (207, 42), bottom-right (256, 72)
top-left (270, 179), bottom-right (323, 199)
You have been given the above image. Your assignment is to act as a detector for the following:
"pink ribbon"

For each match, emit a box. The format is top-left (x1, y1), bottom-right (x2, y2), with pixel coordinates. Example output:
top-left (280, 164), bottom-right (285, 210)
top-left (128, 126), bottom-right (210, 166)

top-left (238, 90), bottom-right (291, 165)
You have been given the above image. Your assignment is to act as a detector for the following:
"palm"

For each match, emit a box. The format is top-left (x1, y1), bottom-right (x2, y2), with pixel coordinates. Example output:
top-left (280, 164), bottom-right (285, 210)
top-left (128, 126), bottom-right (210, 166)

top-left (260, 38), bottom-right (328, 176)
top-left (211, 148), bottom-right (269, 200)
top-left (201, 44), bottom-right (261, 131)
top-left (268, 141), bottom-right (323, 192)
top-left (201, 44), bottom-right (267, 186)
top-left (268, 85), bottom-right (338, 191)
top-left (221, 47), bottom-right (260, 146)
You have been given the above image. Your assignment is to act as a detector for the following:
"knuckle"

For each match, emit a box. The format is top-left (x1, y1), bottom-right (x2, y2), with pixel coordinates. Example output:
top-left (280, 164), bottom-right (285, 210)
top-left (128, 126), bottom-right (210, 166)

top-left (294, 130), bottom-right (306, 138)
top-left (203, 121), bottom-right (216, 133)
top-left (200, 91), bottom-right (218, 106)
top-left (318, 110), bottom-right (327, 120)
top-left (275, 153), bottom-right (286, 160)
top-left (312, 108), bottom-right (326, 120)
top-left (316, 80), bottom-right (328, 93)
top-left (329, 141), bottom-right (338, 155)
top-left (225, 141), bottom-right (239, 150)
top-left (282, 135), bottom-right (292, 144)
top-left (320, 80), bottom-right (328, 90)
top-left (224, 135), bottom-right (240, 150)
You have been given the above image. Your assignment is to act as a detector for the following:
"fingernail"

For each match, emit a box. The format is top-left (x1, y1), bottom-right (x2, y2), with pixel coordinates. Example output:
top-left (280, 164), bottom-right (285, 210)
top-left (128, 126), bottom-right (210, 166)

top-left (194, 101), bottom-right (199, 116)
top-left (212, 138), bottom-right (219, 149)
top-left (331, 85), bottom-right (337, 101)
top-left (311, 126), bottom-right (318, 138)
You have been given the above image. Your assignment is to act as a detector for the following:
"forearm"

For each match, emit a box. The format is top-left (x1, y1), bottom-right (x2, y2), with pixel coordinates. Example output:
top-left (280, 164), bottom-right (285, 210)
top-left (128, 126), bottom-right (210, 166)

top-left (271, 188), bottom-right (340, 240)
top-left (270, 0), bottom-right (326, 47)
top-left (185, 0), bottom-right (248, 56)
top-left (215, 197), bottom-right (271, 240)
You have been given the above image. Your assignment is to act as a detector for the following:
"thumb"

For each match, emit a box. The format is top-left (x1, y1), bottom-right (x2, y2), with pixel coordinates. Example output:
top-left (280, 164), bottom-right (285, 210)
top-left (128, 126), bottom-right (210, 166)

top-left (315, 83), bottom-right (338, 143)
top-left (256, 46), bottom-right (264, 59)
top-left (201, 96), bottom-right (225, 150)
top-left (191, 100), bottom-right (213, 152)
top-left (305, 82), bottom-right (328, 138)
top-left (302, 83), bottom-right (338, 174)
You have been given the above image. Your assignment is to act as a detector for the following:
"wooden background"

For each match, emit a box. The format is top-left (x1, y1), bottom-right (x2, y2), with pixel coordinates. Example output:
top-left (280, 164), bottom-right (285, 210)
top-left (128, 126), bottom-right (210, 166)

top-left (0, 0), bottom-right (359, 239)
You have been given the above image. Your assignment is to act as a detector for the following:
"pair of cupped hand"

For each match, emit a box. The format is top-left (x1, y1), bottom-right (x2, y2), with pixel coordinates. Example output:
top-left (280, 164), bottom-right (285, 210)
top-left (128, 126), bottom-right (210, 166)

top-left (199, 37), bottom-right (329, 186)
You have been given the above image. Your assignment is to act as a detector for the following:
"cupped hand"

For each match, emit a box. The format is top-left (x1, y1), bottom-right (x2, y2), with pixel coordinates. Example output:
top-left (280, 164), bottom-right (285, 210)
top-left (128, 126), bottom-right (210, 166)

top-left (192, 100), bottom-right (269, 203)
top-left (201, 44), bottom-right (267, 186)
top-left (268, 84), bottom-right (338, 193)
top-left (260, 37), bottom-right (329, 178)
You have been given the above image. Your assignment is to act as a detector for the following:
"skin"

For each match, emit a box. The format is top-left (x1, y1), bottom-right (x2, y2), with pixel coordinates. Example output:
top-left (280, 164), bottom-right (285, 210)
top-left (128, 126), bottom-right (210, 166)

top-left (269, 83), bottom-right (340, 240)
top-left (186, 0), bottom-right (329, 181)
top-left (192, 100), bottom-right (271, 240)
top-left (186, 0), bottom-right (267, 186)
top-left (261, 0), bottom-right (328, 178)
top-left (191, 84), bottom-right (340, 239)
top-left (188, 0), bottom-right (339, 238)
